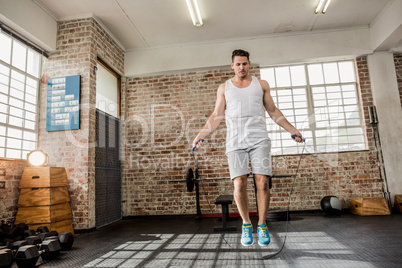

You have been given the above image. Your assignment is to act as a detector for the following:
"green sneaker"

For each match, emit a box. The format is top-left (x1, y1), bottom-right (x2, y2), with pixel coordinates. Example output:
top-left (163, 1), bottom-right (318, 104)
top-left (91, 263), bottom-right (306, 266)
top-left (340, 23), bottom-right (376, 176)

top-left (241, 223), bottom-right (253, 246)
top-left (257, 224), bottom-right (270, 246)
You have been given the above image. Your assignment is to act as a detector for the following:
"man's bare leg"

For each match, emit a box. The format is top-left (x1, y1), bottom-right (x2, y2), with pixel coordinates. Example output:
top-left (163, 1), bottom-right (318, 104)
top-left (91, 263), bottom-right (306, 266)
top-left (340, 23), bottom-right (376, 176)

top-left (254, 174), bottom-right (270, 225)
top-left (233, 175), bottom-right (250, 224)
top-left (233, 174), bottom-right (254, 246)
top-left (254, 174), bottom-right (271, 246)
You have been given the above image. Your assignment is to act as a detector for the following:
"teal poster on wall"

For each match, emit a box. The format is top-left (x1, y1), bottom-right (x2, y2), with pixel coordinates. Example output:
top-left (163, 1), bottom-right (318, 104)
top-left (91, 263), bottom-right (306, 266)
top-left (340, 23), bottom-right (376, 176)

top-left (46, 75), bottom-right (80, 132)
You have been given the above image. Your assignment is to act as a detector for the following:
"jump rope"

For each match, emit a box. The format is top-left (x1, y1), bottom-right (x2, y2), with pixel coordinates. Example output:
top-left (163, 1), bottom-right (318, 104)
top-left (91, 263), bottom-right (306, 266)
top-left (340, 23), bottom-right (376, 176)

top-left (192, 136), bottom-right (306, 259)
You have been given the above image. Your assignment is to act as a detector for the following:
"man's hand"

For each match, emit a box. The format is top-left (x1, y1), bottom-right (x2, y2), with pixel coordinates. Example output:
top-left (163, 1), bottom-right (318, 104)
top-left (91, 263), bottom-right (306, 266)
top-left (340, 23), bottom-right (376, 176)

top-left (192, 138), bottom-right (204, 151)
top-left (291, 132), bottom-right (305, 143)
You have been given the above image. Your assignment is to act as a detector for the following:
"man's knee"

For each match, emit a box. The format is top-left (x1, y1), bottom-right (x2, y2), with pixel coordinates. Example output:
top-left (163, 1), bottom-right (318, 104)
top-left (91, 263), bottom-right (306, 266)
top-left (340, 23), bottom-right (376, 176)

top-left (259, 180), bottom-right (269, 191)
top-left (255, 175), bottom-right (269, 191)
top-left (233, 175), bottom-right (248, 191)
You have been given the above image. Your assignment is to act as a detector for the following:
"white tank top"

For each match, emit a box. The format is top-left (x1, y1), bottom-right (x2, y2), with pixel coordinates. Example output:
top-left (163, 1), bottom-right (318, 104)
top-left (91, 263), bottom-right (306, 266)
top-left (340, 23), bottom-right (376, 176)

top-left (225, 76), bottom-right (270, 153)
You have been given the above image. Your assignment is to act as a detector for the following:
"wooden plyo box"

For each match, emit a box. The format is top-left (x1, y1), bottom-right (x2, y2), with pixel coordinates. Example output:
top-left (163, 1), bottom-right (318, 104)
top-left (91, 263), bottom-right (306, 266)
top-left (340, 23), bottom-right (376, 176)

top-left (19, 167), bottom-right (68, 188)
top-left (393, 195), bottom-right (402, 213)
top-left (15, 167), bottom-right (74, 234)
top-left (18, 187), bottom-right (70, 207)
top-left (15, 202), bottom-right (73, 224)
top-left (350, 197), bottom-right (391, 216)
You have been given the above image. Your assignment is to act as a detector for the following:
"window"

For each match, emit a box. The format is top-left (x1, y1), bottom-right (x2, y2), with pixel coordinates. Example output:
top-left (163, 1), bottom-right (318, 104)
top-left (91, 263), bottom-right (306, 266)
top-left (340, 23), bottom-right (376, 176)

top-left (96, 58), bottom-right (120, 118)
top-left (0, 31), bottom-right (41, 159)
top-left (261, 60), bottom-right (366, 155)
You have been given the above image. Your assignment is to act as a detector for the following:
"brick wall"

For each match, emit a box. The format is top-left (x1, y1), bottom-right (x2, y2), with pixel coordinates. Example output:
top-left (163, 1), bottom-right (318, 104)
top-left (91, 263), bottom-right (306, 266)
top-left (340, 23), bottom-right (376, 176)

top-left (2, 36), bottom-right (397, 226)
top-left (122, 58), bottom-right (382, 216)
top-left (0, 160), bottom-right (25, 223)
top-left (39, 17), bottom-right (124, 230)
top-left (394, 53), bottom-right (402, 107)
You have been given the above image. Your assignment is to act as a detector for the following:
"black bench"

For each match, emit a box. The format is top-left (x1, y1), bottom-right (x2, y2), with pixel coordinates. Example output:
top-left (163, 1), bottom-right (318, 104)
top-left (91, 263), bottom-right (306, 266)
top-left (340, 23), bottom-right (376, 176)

top-left (213, 195), bottom-right (237, 232)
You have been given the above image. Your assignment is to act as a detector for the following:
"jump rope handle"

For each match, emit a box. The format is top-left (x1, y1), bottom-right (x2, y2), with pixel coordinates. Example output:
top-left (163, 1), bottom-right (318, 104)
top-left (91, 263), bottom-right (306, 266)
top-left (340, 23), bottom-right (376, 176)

top-left (292, 135), bottom-right (306, 142)
top-left (192, 139), bottom-right (204, 151)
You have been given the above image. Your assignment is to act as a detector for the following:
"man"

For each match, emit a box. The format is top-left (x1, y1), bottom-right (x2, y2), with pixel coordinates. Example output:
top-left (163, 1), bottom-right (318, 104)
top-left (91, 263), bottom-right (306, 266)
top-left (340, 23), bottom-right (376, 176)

top-left (192, 49), bottom-right (304, 247)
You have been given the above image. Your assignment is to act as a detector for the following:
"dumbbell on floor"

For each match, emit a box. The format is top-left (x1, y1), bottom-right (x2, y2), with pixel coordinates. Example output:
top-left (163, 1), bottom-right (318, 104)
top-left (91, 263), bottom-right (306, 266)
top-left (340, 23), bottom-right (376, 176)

top-left (0, 222), bottom-right (29, 247)
top-left (14, 245), bottom-right (40, 268)
top-left (0, 248), bottom-right (14, 268)
top-left (0, 241), bottom-right (37, 268)
top-left (25, 236), bottom-right (61, 260)
top-left (0, 224), bottom-right (74, 268)
top-left (57, 232), bottom-right (74, 250)
top-left (35, 229), bottom-right (74, 250)
top-left (24, 226), bottom-right (58, 242)
top-left (0, 238), bottom-right (61, 268)
top-left (1, 240), bottom-right (28, 260)
top-left (24, 226), bottom-right (73, 250)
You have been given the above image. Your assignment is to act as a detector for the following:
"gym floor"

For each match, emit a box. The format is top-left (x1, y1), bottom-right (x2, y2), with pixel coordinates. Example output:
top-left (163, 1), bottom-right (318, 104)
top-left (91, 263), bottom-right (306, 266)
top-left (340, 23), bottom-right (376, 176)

top-left (32, 211), bottom-right (401, 268)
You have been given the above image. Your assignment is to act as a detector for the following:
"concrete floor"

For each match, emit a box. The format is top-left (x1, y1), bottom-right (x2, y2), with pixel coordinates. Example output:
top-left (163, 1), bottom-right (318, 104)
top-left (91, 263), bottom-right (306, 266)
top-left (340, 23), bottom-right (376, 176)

top-left (32, 211), bottom-right (402, 268)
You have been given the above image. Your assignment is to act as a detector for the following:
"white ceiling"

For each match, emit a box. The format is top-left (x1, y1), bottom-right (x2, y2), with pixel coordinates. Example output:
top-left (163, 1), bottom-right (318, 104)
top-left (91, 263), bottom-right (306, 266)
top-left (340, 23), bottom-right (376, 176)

top-left (35, 0), bottom-right (393, 52)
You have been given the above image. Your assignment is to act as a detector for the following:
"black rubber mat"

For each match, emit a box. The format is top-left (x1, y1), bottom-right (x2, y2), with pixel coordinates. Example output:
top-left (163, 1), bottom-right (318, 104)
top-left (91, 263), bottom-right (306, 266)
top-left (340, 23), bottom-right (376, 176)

top-left (31, 212), bottom-right (402, 267)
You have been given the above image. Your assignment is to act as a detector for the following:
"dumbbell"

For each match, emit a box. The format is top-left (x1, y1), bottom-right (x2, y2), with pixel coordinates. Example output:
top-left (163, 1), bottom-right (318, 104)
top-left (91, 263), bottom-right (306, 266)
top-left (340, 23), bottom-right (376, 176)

top-left (23, 226), bottom-right (58, 242)
top-left (0, 248), bottom-right (13, 268)
top-left (25, 235), bottom-right (61, 260)
top-left (24, 226), bottom-right (74, 251)
top-left (0, 229), bottom-right (4, 245)
top-left (38, 231), bottom-right (59, 242)
top-left (14, 245), bottom-right (40, 268)
top-left (0, 240), bottom-right (28, 259)
top-left (0, 238), bottom-right (61, 268)
top-left (0, 221), bottom-right (10, 234)
top-left (0, 241), bottom-right (37, 268)
top-left (29, 226), bottom-right (74, 250)
top-left (14, 224), bottom-right (29, 239)
top-left (32, 226), bottom-right (58, 241)
top-left (41, 233), bottom-right (74, 251)
top-left (1, 223), bottom-right (28, 240)
top-left (56, 232), bottom-right (74, 250)
top-left (0, 222), bottom-right (25, 247)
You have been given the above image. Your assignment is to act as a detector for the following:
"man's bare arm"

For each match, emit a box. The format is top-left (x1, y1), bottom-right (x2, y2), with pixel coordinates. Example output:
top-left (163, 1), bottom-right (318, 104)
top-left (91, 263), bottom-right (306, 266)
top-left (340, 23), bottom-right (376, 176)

top-left (192, 83), bottom-right (226, 149)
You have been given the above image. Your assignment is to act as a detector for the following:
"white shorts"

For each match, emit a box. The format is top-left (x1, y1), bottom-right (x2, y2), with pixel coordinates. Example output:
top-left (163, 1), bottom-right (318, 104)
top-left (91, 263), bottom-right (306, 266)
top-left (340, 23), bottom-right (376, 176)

top-left (225, 141), bottom-right (272, 179)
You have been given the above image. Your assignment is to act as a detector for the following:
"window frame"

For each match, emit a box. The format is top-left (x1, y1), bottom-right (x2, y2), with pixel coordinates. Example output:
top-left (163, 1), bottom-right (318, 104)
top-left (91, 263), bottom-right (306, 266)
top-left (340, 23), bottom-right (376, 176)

top-left (96, 57), bottom-right (121, 119)
top-left (0, 32), bottom-right (41, 160)
top-left (261, 59), bottom-right (367, 156)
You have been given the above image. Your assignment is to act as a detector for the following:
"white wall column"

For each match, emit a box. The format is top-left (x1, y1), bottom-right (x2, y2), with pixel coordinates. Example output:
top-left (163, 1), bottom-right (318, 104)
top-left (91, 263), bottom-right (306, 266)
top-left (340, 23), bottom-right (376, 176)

top-left (367, 51), bottom-right (402, 202)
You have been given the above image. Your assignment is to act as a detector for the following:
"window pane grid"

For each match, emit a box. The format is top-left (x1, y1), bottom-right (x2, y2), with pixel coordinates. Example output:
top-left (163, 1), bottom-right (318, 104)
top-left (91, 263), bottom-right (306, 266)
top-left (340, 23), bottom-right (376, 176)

top-left (0, 32), bottom-right (40, 159)
top-left (266, 83), bottom-right (311, 154)
top-left (261, 60), bottom-right (365, 155)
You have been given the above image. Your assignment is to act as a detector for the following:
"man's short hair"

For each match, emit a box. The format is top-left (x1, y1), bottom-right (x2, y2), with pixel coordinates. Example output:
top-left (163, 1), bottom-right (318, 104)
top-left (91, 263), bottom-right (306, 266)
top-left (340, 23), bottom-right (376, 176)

top-left (232, 49), bottom-right (250, 62)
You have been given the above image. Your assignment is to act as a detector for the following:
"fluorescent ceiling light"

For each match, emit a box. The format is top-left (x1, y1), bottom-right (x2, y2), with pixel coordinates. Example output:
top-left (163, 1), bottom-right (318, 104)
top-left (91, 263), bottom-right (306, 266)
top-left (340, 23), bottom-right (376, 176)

top-left (315, 0), bottom-right (331, 14)
top-left (186, 0), bottom-right (203, 27)
top-left (322, 0), bottom-right (332, 14)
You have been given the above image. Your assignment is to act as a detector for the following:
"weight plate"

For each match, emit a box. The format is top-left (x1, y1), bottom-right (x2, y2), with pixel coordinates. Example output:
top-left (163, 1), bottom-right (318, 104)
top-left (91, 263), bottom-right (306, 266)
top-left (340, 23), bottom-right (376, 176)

top-left (186, 168), bottom-right (194, 192)
top-left (267, 209), bottom-right (289, 221)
